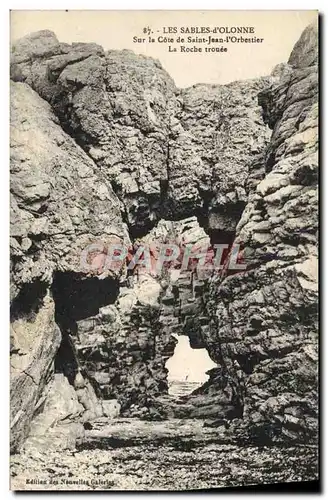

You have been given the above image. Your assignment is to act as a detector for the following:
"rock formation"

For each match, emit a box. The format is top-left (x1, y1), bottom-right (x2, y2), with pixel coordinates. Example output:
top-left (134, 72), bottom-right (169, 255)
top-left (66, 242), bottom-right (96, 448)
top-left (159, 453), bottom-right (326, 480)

top-left (10, 21), bottom-right (318, 453)
top-left (209, 21), bottom-right (318, 444)
top-left (10, 81), bottom-right (128, 451)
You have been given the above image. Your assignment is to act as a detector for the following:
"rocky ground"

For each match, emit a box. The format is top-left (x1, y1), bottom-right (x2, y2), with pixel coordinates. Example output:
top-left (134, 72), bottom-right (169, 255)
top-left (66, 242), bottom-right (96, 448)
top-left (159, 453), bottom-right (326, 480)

top-left (11, 418), bottom-right (318, 491)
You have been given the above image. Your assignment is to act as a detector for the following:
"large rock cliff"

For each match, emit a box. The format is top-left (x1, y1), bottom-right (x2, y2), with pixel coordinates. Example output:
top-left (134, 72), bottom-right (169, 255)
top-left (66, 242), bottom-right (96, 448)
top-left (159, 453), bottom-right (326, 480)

top-left (10, 22), bottom-right (318, 452)
top-left (10, 80), bottom-right (127, 451)
top-left (206, 21), bottom-right (318, 443)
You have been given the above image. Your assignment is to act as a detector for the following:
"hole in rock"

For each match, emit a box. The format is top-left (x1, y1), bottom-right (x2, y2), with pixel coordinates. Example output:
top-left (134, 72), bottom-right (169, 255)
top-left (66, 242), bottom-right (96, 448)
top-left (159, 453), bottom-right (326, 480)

top-left (208, 228), bottom-right (236, 247)
top-left (52, 272), bottom-right (120, 385)
top-left (197, 202), bottom-right (246, 247)
top-left (52, 272), bottom-right (119, 327)
top-left (165, 334), bottom-right (217, 397)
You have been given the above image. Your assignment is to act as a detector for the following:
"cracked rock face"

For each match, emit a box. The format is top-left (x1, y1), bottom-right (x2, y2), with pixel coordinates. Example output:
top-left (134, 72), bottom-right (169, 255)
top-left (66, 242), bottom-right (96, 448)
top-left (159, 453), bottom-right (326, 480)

top-left (10, 80), bottom-right (128, 452)
top-left (10, 290), bottom-right (61, 453)
top-left (11, 30), bottom-right (273, 237)
top-left (10, 81), bottom-right (129, 295)
top-left (170, 79), bottom-right (273, 233)
top-left (10, 22), bottom-right (318, 453)
top-left (208, 20), bottom-right (318, 444)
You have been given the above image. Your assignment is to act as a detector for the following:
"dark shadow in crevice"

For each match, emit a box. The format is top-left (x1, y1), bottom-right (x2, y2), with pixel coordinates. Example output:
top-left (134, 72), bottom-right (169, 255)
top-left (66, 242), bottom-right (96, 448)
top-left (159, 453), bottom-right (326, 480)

top-left (196, 201), bottom-right (246, 248)
top-left (10, 280), bottom-right (48, 321)
top-left (54, 334), bottom-right (79, 385)
top-left (51, 271), bottom-right (120, 385)
top-left (52, 272), bottom-right (119, 326)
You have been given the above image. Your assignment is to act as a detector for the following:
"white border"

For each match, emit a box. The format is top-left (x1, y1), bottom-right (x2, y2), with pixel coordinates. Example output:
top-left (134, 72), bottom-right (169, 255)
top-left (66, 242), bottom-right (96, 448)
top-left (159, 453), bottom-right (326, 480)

top-left (3, 0), bottom-right (327, 9)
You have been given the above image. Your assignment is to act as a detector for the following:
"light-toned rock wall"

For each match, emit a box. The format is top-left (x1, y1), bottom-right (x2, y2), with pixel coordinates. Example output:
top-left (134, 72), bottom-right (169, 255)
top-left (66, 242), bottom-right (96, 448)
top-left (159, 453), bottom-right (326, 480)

top-left (207, 20), bottom-right (318, 443)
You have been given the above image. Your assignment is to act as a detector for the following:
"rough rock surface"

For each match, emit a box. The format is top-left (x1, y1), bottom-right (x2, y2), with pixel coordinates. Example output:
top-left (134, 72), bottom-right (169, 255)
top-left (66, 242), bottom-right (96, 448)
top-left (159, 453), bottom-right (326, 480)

top-left (171, 79), bottom-right (272, 234)
top-left (10, 291), bottom-right (60, 453)
top-left (10, 21), bottom-right (318, 457)
top-left (22, 373), bottom-right (85, 453)
top-left (10, 81), bottom-right (129, 292)
top-left (10, 81), bottom-right (128, 451)
top-left (11, 30), bottom-right (273, 237)
top-left (206, 20), bottom-right (318, 443)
